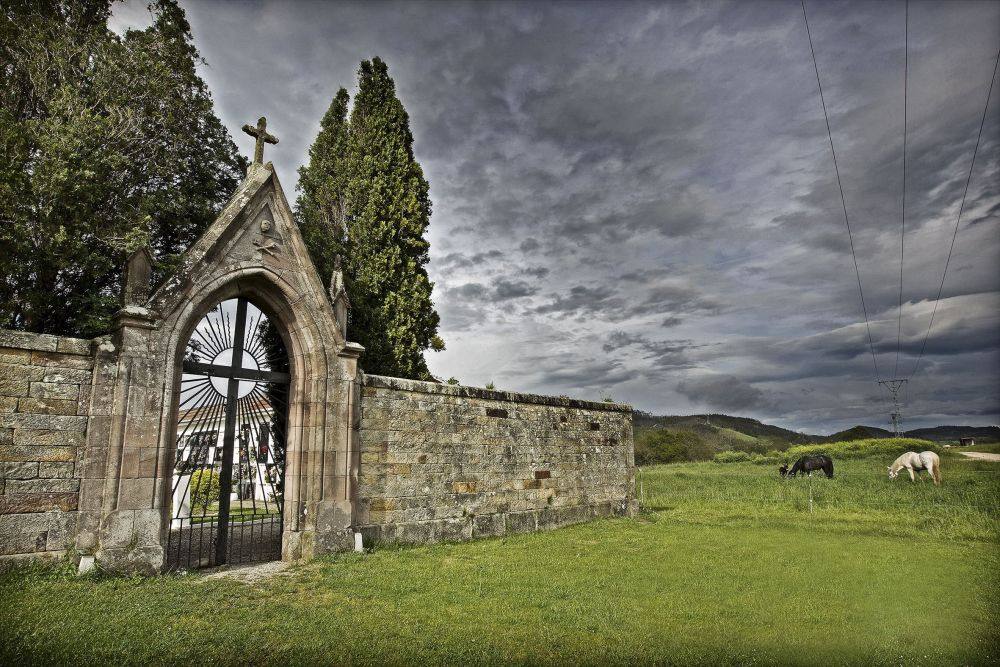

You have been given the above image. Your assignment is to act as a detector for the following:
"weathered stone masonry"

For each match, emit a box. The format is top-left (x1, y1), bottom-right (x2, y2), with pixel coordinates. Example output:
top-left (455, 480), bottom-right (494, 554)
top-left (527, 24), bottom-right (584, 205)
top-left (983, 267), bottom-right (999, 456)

top-left (356, 376), bottom-right (634, 545)
top-left (0, 330), bottom-right (93, 560)
top-left (0, 158), bottom-right (636, 571)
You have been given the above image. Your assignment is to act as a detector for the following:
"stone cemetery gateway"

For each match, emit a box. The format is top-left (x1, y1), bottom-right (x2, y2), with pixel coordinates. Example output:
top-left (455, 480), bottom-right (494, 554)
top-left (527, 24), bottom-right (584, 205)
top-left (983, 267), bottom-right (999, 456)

top-left (0, 137), bottom-right (636, 573)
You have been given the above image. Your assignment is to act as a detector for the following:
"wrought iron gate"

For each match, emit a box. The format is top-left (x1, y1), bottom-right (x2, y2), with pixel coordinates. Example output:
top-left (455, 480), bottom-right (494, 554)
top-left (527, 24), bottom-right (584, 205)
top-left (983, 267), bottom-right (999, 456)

top-left (166, 297), bottom-right (290, 570)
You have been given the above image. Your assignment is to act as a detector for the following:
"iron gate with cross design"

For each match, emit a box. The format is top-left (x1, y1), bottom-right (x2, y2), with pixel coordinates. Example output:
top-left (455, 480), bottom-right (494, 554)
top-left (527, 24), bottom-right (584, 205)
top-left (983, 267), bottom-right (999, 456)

top-left (166, 297), bottom-right (291, 570)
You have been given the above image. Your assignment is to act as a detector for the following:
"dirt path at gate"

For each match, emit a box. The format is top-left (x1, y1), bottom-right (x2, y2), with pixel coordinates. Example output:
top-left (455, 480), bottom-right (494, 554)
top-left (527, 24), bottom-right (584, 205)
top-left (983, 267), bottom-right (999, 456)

top-left (958, 451), bottom-right (1000, 462)
top-left (200, 560), bottom-right (291, 583)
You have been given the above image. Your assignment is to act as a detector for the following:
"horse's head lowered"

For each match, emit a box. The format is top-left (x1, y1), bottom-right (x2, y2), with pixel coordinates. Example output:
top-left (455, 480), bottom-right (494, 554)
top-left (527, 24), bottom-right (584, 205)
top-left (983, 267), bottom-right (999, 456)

top-left (778, 464), bottom-right (789, 477)
top-left (887, 465), bottom-right (899, 479)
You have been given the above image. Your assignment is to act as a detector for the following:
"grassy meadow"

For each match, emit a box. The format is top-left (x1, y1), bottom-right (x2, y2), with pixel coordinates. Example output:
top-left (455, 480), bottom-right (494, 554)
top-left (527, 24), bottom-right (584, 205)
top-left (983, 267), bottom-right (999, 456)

top-left (643, 448), bottom-right (1000, 542)
top-left (1, 443), bottom-right (998, 665)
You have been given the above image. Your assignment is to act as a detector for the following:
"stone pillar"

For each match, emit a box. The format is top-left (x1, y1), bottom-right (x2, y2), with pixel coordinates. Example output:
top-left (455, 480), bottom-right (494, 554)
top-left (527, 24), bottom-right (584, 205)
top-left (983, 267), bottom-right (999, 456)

top-left (75, 337), bottom-right (120, 556)
top-left (312, 342), bottom-right (364, 555)
top-left (91, 306), bottom-right (166, 574)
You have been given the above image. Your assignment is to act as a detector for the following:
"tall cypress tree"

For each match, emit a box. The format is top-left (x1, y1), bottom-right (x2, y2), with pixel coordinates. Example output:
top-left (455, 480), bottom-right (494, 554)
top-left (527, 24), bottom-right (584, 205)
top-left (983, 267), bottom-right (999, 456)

top-left (342, 58), bottom-right (441, 379)
top-left (295, 88), bottom-right (350, 288)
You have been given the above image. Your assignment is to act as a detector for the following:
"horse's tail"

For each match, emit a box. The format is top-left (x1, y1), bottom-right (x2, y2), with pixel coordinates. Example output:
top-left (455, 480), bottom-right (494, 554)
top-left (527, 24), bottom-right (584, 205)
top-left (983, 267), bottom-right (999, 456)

top-left (932, 459), bottom-right (942, 486)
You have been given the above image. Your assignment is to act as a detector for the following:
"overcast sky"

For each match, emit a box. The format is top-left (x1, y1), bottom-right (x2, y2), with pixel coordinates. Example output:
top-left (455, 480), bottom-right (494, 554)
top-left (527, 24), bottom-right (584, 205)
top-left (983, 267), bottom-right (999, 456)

top-left (112, 0), bottom-right (999, 434)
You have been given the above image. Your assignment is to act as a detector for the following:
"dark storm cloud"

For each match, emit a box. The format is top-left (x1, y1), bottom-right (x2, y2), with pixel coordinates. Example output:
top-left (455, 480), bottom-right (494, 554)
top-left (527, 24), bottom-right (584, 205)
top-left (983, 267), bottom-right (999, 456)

top-left (677, 375), bottom-right (771, 412)
top-left (446, 282), bottom-right (488, 300)
top-left (434, 249), bottom-right (504, 271)
top-left (507, 352), bottom-right (639, 392)
top-left (493, 278), bottom-right (539, 300)
top-left (632, 283), bottom-right (722, 319)
top-left (532, 285), bottom-right (623, 317)
top-left (521, 266), bottom-right (549, 279)
top-left (602, 331), bottom-right (701, 370)
top-left (602, 331), bottom-right (647, 352)
top-left (531, 278), bottom-right (720, 322)
top-left (445, 278), bottom-right (539, 304)
top-left (111, 0), bottom-right (1000, 433)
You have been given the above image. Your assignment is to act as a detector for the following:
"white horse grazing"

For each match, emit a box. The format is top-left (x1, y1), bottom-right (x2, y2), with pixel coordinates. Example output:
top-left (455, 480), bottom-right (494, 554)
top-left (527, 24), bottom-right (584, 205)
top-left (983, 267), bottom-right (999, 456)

top-left (888, 451), bottom-right (941, 486)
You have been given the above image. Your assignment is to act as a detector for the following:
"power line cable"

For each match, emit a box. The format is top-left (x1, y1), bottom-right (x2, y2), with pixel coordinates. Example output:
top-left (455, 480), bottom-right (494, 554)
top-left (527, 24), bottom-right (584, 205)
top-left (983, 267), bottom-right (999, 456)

top-left (909, 44), bottom-right (1000, 380)
top-left (894, 0), bottom-right (908, 379)
top-left (800, 0), bottom-right (881, 381)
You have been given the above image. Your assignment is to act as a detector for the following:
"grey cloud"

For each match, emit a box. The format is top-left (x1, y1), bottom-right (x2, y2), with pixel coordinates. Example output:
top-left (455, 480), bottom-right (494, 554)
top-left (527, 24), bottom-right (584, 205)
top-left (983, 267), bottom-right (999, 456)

top-left (434, 298), bottom-right (486, 332)
top-left (602, 331), bottom-right (646, 352)
top-left (446, 282), bottom-right (488, 300)
top-left (603, 331), bottom-right (700, 370)
top-left (677, 375), bottom-right (770, 412)
top-left (521, 266), bottom-right (549, 279)
top-left (508, 353), bottom-right (639, 392)
top-left (493, 278), bottom-right (539, 300)
top-left (617, 268), bottom-right (672, 283)
top-left (630, 283), bottom-right (721, 318)
top-left (117, 0), bottom-right (1000, 432)
top-left (434, 249), bottom-right (505, 271)
top-left (532, 285), bottom-right (623, 317)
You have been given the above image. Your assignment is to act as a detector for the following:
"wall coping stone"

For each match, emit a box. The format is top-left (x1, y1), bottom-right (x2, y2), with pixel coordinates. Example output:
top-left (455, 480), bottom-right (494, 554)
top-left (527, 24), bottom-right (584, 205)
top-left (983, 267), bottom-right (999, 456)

top-left (363, 374), bottom-right (632, 413)
top-left (0, 329), bottom-right (93, 356)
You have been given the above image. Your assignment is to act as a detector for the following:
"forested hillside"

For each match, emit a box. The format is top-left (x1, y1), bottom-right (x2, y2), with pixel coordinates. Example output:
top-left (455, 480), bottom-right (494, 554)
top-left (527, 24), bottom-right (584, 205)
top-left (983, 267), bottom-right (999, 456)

top-left (634, 412), bottom-right (998, 465)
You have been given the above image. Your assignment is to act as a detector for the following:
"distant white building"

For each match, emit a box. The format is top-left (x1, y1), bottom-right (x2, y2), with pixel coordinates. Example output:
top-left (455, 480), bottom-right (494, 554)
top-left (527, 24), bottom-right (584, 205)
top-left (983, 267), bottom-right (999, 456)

top-left (171, 395), bottom-right (283, 527)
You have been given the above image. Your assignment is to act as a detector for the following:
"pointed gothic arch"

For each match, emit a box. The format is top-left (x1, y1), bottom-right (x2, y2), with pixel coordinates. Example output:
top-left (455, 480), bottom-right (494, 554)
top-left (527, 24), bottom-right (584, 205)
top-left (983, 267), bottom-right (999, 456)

top-left (76, 164), bottom-right (363, 573)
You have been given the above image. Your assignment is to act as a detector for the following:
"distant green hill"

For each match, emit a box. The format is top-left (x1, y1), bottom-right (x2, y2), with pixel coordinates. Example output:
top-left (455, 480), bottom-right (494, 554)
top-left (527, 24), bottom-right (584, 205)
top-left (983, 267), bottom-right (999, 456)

top-left (821, 424), bottom-right (1000, 443)
top-left (904, 425), bottom-right (1000, 442)
top-left (635, 413), bottom-right (818, 445)
top-left (633, 412), bottom-right (998, 465)
top-left (633, 413), bottom-right (819, 465)
top-left (821, 425), bottom-right (892, 442)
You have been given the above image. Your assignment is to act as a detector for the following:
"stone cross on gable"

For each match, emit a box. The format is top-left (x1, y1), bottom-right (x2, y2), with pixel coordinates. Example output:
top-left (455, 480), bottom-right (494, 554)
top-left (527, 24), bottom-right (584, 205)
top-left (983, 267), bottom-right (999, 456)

top-left (242, 116), bottom-right (278, 165)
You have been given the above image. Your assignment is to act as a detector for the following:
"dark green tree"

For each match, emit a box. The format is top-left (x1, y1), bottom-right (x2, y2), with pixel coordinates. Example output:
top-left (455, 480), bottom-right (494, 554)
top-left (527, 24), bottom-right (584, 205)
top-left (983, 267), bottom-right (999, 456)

top-left (297, 59), bottom-right (442, 378)
top-left (341, 57), bottom-right (441, 379)
top-left (0, 0), bottom-right (246, 337)
top-left (295, 88), bottom-right (350, 288)
top-left (125, 0), bottom-right (248, 269)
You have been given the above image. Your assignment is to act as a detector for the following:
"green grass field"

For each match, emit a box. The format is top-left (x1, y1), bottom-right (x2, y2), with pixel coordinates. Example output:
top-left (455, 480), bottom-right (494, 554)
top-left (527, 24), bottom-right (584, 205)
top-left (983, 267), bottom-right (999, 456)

top-left (640, 453), bottom-right (1000, 542)
top-left (2, 451), bottom-right (998, 665)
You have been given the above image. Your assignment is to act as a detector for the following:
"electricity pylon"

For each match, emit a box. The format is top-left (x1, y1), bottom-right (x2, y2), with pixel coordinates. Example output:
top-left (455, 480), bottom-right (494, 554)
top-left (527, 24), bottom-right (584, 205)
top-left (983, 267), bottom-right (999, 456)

top-left (878, 379), bottom-right (908, 437)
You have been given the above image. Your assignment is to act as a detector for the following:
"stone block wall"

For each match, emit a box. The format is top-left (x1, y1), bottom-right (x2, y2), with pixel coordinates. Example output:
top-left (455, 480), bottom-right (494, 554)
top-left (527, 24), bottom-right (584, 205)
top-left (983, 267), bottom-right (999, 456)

top-left (0, 325), bottom-right (637, 566)
top-left (355, 375), bottom-right (635, 546)
top-left (0, 330), bottom-right (93, 560)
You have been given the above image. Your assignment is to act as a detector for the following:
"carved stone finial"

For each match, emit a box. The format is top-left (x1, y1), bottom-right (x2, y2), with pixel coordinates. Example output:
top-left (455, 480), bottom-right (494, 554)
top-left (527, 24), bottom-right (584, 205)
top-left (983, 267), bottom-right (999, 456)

top-left (242, 116), bottom-right (278, 166)
top-left (122, 246), bottom-right (154, 307)
top-left (329, 255), bottom-right (346, 297)
top-left (329, 254), bottom-right (349, 338)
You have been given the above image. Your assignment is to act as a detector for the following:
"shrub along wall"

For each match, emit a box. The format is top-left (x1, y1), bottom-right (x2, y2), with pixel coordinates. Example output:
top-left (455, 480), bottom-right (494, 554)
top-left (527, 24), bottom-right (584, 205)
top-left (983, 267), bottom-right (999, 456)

top-left (0, 331), bottom-right (94, 560)
top-left (356, 375), bottom-right (636, 546)
top-left (782, 438), bottom-right (940, 461)
top-left (709, 438), bottom-right (941, 465)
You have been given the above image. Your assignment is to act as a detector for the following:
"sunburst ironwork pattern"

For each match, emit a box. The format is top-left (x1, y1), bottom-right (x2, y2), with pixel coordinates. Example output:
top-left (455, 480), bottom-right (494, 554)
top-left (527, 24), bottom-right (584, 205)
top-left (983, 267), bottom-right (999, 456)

top-left (167, 298), bottom-right (290, 571)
